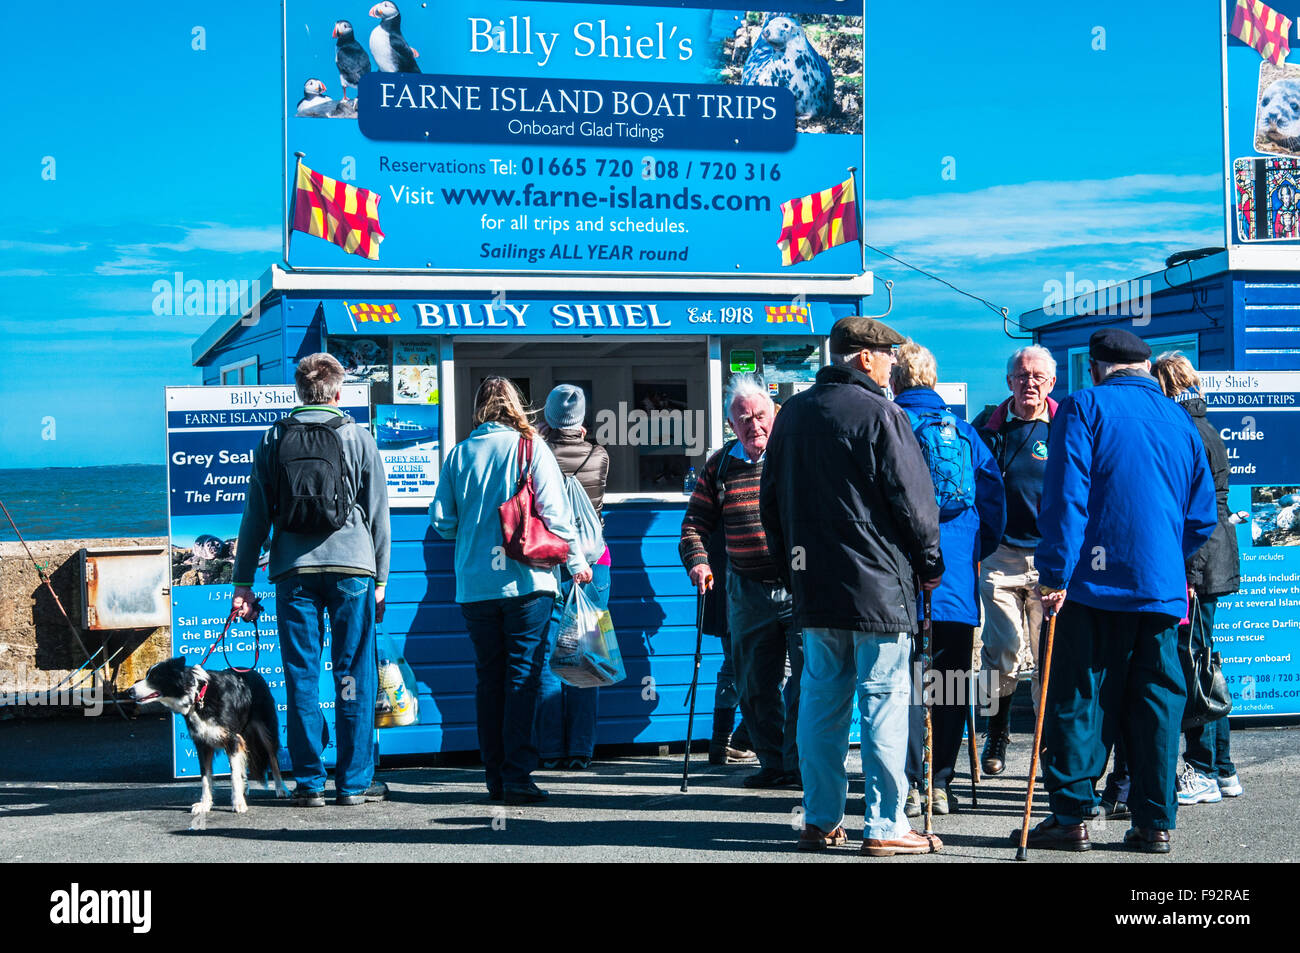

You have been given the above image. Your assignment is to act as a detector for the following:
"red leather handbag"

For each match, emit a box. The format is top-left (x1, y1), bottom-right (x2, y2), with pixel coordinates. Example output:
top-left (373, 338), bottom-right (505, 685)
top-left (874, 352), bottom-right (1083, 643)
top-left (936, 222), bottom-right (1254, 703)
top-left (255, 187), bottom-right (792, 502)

top-left (498, 436), bottom-right (570, 569)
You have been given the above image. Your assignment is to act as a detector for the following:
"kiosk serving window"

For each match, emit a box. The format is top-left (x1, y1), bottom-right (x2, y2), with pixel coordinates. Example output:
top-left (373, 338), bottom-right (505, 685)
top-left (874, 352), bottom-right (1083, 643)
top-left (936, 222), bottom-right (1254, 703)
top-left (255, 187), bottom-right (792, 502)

top-left (453, 337), bottom-right (710, 495)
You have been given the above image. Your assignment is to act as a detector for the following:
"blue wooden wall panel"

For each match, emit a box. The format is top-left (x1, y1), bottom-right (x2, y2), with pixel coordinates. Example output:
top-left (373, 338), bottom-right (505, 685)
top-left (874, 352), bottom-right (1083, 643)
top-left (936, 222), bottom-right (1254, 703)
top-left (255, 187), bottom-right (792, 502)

top-left (1238, 279), bottom-right (1300, 370)
top-left (282, 300), bottom-right (326, 372)
top-left (1242, 330), bottom-right (1300, 350)
top-left (376, 499), bottom-right (725, 755)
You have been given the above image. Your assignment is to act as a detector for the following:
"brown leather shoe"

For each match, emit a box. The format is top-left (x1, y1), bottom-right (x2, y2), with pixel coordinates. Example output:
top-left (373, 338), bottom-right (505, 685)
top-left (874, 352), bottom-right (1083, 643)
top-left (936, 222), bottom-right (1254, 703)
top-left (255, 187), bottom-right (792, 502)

top-left (1010, 815), bottom-right (1091, 852)
top-left (797, 824), bottom-right (848, 852)
top-left (861, 829), bottom-right (942, 856)
top-left (1123, 827), bottom-right (1172, 854)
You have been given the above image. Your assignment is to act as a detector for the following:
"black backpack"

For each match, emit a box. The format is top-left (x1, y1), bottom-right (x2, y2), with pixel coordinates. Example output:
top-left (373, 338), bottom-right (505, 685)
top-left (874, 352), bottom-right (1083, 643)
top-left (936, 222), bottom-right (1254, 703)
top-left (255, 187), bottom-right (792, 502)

top-left (272, 415), bottom-right (356, 533)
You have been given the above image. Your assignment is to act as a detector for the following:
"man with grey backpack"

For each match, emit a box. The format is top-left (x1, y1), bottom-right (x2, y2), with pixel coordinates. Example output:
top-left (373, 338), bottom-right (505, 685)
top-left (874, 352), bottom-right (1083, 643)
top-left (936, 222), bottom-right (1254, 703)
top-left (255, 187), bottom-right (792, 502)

top-left (231, 352), bottom-right (391, 808)
top-left (535, 384), bottom-right (611, 770)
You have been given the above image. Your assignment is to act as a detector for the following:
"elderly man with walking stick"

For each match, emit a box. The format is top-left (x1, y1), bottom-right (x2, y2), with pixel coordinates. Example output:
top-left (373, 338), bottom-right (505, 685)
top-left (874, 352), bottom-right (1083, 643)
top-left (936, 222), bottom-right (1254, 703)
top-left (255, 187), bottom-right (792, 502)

top-left (761, 316), bottom-right (945, 856)
top-left (680, 374), bottom-right (802, 789)
top-left (1014, 329), bottom-right (1217, 855)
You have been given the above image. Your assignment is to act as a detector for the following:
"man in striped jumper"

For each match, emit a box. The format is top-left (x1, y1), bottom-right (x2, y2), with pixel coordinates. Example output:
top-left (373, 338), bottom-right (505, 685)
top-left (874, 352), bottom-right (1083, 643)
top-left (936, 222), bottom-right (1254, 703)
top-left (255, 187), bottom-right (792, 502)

top-left (680, 374), bottom-right (802, 788)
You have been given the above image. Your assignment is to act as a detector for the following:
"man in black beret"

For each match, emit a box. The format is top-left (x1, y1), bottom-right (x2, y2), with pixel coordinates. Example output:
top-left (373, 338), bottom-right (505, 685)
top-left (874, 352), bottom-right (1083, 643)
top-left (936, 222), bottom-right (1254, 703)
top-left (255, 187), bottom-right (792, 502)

top-left (1020, 328), bottom-right (1217, 853)
top-left (761, 315), bottom-right (946, 855)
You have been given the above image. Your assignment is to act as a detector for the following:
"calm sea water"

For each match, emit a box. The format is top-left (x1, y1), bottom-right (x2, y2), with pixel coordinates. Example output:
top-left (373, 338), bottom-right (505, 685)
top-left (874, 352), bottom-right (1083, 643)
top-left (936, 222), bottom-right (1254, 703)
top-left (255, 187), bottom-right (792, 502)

top-left (0, 466), bottom-right (168, 542)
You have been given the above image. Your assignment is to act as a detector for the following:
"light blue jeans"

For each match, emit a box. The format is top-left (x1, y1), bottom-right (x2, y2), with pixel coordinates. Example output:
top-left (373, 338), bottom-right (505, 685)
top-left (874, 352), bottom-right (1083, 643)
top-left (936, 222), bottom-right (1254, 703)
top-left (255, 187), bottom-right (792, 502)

top-left (799, 627), bottom-right (912, 840)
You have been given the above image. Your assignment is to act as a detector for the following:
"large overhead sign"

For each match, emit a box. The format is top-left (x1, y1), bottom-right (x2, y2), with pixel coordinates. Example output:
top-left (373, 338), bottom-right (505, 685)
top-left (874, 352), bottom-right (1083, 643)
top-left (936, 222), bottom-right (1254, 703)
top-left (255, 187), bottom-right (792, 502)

top-left (283, 1), bottom-right (865, 275)
top-left (1222, 1), bottom-right (1300, 251)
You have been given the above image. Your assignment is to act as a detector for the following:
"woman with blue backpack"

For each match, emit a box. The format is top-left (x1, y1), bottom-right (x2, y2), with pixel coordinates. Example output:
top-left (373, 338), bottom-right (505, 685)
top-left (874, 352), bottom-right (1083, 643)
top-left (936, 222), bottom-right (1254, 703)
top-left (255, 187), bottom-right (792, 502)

top-left (534, 384), bottom-right (612, 771)
top-left (892, 343), bottom-right (1006, 816)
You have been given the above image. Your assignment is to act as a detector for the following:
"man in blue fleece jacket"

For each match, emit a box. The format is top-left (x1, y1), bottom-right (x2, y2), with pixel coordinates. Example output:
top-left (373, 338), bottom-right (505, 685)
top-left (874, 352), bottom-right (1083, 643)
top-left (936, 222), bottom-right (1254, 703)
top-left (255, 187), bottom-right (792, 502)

top-left (1020, 329), bottom-right (1216, 855)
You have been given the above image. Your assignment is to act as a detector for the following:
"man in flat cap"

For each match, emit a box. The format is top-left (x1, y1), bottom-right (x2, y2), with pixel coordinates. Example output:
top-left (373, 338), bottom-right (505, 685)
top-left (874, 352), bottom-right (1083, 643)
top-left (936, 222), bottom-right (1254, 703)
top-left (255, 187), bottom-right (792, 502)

top-left (1022, 328), bottom-right (1216, 854)
top-left (760, 316), bottom-right (945, 856)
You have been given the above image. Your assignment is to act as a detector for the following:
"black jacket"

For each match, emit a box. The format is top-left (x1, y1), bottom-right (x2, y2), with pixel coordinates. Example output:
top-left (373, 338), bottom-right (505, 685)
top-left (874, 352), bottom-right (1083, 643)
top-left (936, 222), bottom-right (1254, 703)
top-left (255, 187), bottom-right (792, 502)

top-left (759, 364), bottom-right (945, 633)
top-left (1182, 397), bottom-right (1240, 598)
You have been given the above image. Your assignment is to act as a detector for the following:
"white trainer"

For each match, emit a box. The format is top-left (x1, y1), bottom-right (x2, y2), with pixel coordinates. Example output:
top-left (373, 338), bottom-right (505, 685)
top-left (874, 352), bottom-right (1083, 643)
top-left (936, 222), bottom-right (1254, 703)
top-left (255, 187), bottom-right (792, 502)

top-left (1176, 765), bottom-right (1223, 805)
top-left (1217, 773), bottom-right (1244, 797)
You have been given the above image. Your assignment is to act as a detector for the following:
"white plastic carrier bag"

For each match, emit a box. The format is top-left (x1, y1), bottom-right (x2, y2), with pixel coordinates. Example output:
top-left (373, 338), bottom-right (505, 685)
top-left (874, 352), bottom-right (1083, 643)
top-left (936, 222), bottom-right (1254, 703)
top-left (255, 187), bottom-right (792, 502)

top-left (549, 584), bottom-right (625, 688)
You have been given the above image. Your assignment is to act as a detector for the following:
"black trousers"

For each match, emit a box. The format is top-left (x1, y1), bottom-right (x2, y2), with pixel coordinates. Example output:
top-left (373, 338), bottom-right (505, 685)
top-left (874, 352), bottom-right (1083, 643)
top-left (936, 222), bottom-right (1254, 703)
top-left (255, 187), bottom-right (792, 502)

top-left (1044, 602), bottom-right (1184, 829)
top-left (906, 621), bottom-right (974, 791)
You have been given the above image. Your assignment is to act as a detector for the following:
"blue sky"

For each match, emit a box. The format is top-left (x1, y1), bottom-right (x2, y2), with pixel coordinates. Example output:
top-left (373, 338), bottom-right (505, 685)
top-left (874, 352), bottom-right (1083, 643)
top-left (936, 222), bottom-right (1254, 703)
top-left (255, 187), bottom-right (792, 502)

top-left (0, 1), bottom-right (1226, 467)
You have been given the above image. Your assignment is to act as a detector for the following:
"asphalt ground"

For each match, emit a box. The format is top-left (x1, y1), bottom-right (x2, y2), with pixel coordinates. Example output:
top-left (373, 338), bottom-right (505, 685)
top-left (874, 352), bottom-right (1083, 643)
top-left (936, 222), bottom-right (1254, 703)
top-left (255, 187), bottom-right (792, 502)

top-left (1, 710), bottom-right (1295, 865)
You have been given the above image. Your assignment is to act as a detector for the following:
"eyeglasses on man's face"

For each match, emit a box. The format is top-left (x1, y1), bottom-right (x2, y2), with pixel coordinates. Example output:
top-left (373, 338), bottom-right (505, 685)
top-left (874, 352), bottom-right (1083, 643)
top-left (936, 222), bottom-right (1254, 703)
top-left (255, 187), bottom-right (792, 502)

top-left (1012, 372), bottom-right (1050, 385)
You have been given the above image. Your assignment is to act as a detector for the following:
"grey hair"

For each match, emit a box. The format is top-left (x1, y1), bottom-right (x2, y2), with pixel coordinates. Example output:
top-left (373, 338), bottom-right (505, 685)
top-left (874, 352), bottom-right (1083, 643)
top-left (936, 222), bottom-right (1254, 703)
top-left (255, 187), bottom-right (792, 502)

top-left (725, 373), bottom-right (772, 420)
top-left (892, 340), bottom-right (937, 391)
top-left (295, 353), bottom-right (345, 404)
top-left (1007, 344), bottom-right (1057, 377)
top-left (830, 349), bottom-right (865, 366)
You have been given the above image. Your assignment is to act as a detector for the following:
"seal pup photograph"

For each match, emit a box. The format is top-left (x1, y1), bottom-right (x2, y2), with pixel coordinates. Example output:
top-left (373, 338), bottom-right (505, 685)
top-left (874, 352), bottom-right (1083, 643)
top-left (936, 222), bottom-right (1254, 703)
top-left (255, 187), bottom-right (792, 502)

top-left (1255, 63), bottom-right (1300, 156)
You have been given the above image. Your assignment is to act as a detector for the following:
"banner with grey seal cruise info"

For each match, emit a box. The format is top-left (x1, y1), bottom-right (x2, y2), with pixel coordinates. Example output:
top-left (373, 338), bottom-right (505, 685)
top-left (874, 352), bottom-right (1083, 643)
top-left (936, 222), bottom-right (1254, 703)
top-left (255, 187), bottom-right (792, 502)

top-left (1203, 371), bottom-right (1300, 718)
top-left (284, 0), bottom-right (864, 274)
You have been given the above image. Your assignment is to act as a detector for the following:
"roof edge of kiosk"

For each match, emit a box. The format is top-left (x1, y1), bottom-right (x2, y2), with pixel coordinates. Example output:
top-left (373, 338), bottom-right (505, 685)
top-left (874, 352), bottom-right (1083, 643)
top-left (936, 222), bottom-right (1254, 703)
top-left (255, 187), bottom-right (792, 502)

top-left (1018, 250), bottom-right (1230, 333)
top-left (192, 264), bottom-right (874, 366)
top-left (268, 264), bottom-right (874, 296)
top-left (191, 266), bottom-right (279, 366)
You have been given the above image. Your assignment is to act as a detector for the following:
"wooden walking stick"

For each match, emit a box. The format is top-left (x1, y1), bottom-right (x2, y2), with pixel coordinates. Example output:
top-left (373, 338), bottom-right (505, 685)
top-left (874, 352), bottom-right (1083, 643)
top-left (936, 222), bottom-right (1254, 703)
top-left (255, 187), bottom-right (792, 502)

top-left (1015, 608), bottom-right (1058, 861)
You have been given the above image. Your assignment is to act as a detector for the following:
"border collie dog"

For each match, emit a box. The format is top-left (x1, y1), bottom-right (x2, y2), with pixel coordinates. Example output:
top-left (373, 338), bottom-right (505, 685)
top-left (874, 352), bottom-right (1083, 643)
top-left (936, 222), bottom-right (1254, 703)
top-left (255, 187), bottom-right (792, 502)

top-left (129, 657), bottom-right (287, 814)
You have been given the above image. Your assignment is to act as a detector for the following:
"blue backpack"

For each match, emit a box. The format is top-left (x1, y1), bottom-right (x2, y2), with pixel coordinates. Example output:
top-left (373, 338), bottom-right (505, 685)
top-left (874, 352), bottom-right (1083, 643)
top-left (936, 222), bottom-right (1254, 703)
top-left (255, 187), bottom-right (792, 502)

top-left (906, 409), bottom-right (976, 519)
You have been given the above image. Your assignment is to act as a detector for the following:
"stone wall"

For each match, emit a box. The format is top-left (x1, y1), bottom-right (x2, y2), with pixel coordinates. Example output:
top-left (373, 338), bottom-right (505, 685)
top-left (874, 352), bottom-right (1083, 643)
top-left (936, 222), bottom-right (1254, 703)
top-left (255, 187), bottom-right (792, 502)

top-left (0, 538), bottom-right (171, 714)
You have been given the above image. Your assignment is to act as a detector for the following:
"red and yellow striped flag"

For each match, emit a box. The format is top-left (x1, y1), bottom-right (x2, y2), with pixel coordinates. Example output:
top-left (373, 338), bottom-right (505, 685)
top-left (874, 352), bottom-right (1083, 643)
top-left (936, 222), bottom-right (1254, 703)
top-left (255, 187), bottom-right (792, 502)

top-left (292, 162), bottom-right (385, 260)
top-left (775, 175), bottom-right (859, 267)
top-left (1231, 0), bottom-right (1291, 66)
top-left (345, 302), bottom-right (400, 323)
top-left (765, 304), bottom-right (809, 324)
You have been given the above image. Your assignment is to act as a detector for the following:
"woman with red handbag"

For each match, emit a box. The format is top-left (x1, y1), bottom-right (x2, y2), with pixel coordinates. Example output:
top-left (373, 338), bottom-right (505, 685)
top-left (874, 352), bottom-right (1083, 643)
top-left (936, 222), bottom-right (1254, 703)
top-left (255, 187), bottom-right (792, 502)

top-left (431, 377), bottom-right (592, 804)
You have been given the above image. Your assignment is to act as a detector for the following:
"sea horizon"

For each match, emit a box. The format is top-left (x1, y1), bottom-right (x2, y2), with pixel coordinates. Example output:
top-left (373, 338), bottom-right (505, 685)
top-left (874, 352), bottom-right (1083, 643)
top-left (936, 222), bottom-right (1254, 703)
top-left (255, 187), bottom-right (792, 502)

top-left (0, 464), bottom-right (168, 542)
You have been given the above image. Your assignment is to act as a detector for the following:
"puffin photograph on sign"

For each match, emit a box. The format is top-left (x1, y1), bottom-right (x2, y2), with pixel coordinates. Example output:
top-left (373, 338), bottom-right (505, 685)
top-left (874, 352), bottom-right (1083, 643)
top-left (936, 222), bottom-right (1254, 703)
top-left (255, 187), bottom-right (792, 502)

top-left (294, 3), bottom-right (423, 118)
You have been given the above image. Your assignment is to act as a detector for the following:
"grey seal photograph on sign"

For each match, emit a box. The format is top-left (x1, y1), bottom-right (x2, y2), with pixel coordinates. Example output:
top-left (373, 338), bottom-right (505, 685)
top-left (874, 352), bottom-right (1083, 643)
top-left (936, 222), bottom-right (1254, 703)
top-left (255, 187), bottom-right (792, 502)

top-left (722, 10), bottom-right (862, 134)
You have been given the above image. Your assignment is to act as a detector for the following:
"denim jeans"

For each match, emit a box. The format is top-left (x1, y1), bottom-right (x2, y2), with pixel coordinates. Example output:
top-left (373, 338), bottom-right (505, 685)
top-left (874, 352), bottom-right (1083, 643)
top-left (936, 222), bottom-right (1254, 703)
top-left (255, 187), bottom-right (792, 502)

top-left (462, 591), bottom-right (555, 792)
top-left (535, 564), bottom-right (610, 760)
top-left (1043, 602), bottom-right (1185, 830)
top-left (799, 627), bottom-right (912, 839)
top-left (276, 572), bottom-right (377, 796)
top-left (1181, 599), bottom-right (1236, 777)
top-left (727, 572), bottom-right (802, 774)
